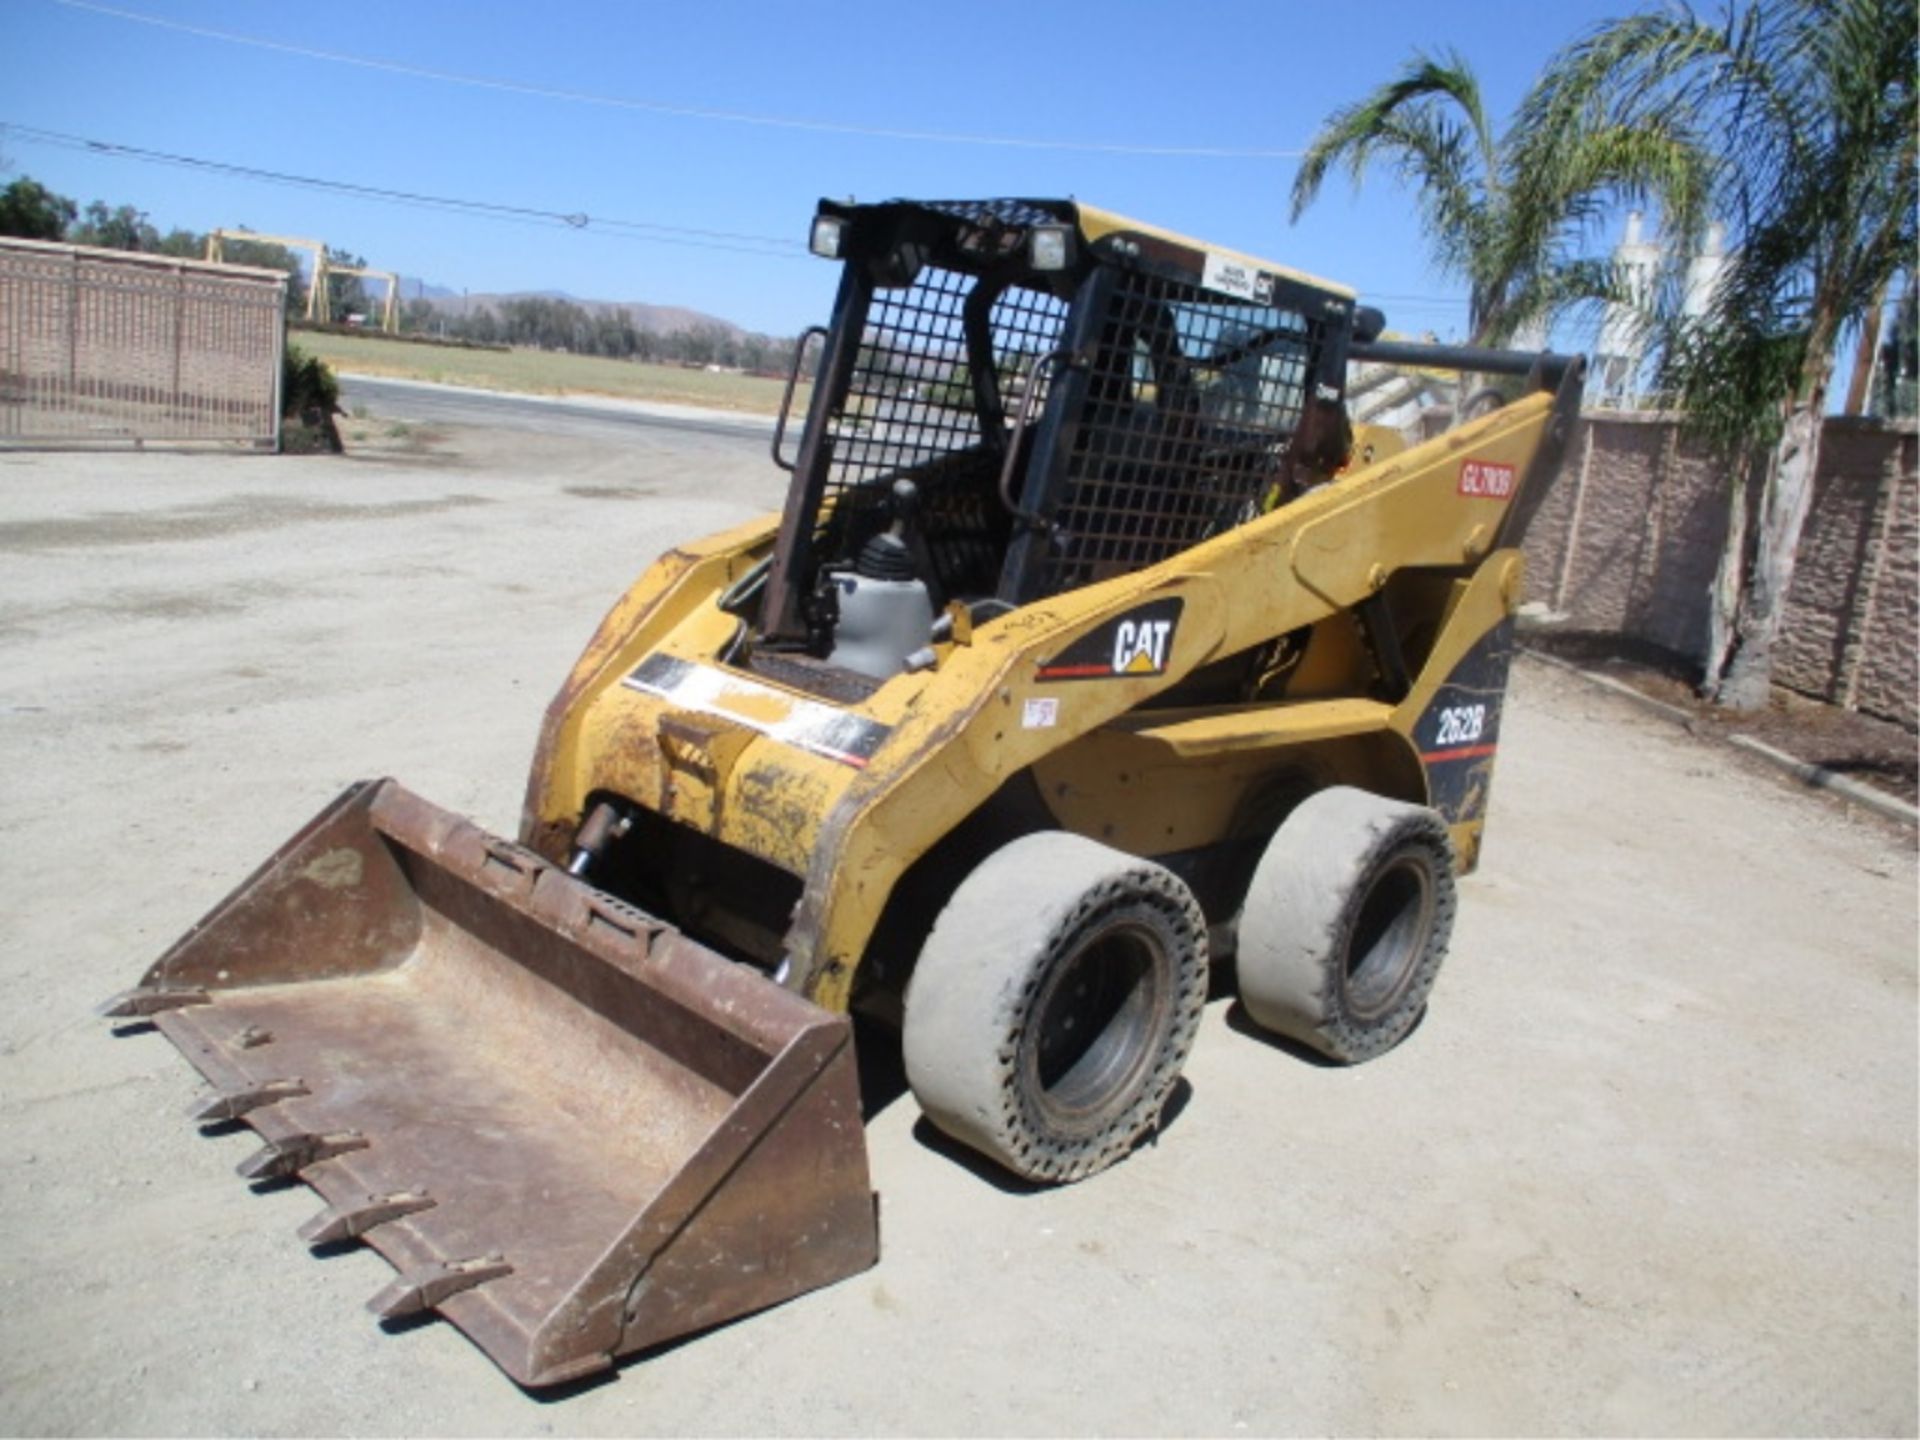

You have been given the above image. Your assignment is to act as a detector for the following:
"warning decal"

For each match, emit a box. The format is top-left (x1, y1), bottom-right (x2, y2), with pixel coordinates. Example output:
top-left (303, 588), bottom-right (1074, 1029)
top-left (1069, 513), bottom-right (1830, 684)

top-left (1201, 252), bottom-right (1276, 305)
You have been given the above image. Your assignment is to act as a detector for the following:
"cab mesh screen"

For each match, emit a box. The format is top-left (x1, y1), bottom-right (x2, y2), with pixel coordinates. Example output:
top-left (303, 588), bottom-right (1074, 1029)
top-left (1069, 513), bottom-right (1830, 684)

top-left (1034, 269), bottom-right (1325, 596)
top-left (815, 267), bottom-right (1068, 600)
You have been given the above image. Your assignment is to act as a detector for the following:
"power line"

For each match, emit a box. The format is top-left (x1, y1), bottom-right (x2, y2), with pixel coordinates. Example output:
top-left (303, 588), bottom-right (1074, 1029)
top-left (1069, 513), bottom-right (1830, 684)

top-left (49, 0), bottom-right (1306, 160)
top-left (0, 122), bottom-right (811, 258)
top-left (2, 120), bottom-right (1477, 308)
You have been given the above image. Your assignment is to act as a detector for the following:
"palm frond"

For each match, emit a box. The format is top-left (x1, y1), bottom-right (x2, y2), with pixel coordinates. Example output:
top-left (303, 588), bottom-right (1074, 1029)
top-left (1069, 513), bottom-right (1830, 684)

top-left (1289, 49), bottom-right (1494, 222)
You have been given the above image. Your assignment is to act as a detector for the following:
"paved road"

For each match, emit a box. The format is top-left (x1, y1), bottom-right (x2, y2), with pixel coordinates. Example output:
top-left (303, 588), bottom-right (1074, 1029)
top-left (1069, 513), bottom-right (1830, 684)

top-left (340, 374), bottom-right (779, 446)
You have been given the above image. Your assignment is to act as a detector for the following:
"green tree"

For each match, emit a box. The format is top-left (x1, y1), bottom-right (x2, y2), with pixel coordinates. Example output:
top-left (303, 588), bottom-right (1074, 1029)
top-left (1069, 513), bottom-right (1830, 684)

top-left (1875, 283), bottom-right (1918, 419)
top-left (322, 247), bottom-right (371, 324)
top-left (467, 305), bottom-right (501, 345)
top-left (0, 177), bottom-right (76, 240)
top-left (281, 342), bottom-right (343, 453)
top-left (680, 323), bottom-right (726, 367)
top-left (153, 227), bottom-right (203, 258)
top-left (400, 296), bottom-right (438, 335)
top-left (218, 234), bottom-right (310, 320)
top-left (69, 200), bottom-right (159, 251)
top-left (1521, 0), bottom-right (1917, 707)
top-left (1290, 49), bottom-right (1706, 346)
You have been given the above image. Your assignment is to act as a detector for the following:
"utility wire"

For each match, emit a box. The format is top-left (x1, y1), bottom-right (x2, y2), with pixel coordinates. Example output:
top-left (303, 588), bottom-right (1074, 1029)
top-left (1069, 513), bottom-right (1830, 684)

top-left (3, 123), bottom-right (1475, 308)
top-left (1, 122), bottom-right (811, 258)
top-left (2, 121), bottom-right (1475, 308)
top-left (49, 0), bottom-right (1307, 160)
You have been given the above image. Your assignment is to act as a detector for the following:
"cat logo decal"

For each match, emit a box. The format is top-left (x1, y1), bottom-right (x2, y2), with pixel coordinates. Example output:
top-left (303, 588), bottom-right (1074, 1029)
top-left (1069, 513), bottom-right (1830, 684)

top-left (1035, 599), bottom-right (1184, 682)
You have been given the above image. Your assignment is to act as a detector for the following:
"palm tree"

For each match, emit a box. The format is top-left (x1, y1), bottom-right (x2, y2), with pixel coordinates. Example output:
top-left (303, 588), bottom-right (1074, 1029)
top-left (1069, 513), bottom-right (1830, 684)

top-left (1519, 0), bottom-right (1916, 708)
top-left (1289, 50), bottom-right (1707, 348)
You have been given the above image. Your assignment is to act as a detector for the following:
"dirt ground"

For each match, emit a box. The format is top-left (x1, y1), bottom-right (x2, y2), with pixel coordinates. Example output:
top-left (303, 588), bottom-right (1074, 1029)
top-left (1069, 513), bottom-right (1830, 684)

top-left (1, 408), bottom-right (1914, 1437)
top-left (1523, 630), bottom-right (1919, 807)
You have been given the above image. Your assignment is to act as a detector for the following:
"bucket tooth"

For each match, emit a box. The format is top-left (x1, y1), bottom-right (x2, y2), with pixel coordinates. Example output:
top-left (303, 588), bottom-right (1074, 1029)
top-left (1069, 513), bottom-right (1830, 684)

top-left (368, 1256), bottom-right (513, 1321)
top-left (98, 986), bottom-right (211, 1019)
top-left (188, 1079), bottom-right (308, 1124)
top-left (299, 1191), bottom-right (436, 1247)
top-left (236, 1130), bottom-right (367, 1181)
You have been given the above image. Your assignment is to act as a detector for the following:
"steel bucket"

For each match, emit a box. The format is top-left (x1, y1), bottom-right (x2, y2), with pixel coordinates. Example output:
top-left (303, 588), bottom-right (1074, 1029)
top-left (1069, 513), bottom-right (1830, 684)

top-left (104, 779), bottom-right (877, 1387)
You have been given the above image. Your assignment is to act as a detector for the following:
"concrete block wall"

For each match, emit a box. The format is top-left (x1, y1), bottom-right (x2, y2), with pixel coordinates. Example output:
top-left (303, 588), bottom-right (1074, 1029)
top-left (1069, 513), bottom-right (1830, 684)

top-left (1522, 412), bottom-right (1917, 729)
top-left (1794, 424), bottom-right (1918, 725)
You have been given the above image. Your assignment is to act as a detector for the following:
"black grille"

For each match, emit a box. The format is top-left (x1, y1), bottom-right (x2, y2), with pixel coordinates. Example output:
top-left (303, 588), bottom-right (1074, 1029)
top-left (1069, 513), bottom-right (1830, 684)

top-left (916, 198), bottom-right (1072, 258)
top-left (1034, 269), bottom-right (1326, 596)
top-left (745, 649), bottom-right (882, 703)
top-left (917, 199), bottom-right (1067, 228)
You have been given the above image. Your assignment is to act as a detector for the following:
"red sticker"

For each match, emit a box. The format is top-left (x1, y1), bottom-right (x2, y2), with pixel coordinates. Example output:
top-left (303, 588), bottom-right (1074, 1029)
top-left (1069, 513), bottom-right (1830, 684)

top-left (1459, 459), bottom-right (1517, 499)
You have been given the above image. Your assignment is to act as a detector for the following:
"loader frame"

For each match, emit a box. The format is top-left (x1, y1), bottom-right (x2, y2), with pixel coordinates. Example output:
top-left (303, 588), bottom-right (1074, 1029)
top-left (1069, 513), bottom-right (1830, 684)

top-left (522, 198), bottom-right (1584, 1017)
top-left (114, 195), bottom-right (1584, 1387)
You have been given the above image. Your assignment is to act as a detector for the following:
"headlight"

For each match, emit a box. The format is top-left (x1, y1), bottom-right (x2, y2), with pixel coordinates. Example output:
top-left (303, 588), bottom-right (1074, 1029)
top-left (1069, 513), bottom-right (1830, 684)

top-left (810, 216), bottom-right (847, 259)
top-left (1029, 225), bottom-right (1074, 272)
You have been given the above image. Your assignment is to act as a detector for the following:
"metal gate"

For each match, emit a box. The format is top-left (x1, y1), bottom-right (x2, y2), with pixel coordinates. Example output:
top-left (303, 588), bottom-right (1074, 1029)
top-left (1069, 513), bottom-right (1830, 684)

top-left (0, 237), bottom-right (287, 449)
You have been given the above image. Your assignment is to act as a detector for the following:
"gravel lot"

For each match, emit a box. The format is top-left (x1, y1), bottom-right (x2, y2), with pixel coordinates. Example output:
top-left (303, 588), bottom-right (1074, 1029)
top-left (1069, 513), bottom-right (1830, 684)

top-left (1, 400), bottom-right (1913, 1437)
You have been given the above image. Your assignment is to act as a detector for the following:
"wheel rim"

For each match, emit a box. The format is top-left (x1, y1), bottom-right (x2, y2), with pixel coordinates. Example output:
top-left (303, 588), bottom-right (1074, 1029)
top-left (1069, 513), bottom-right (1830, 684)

top-left (1341, 853), bottom-right (1435, 1020)
top-left (1022, 918), bottom-right (1167, 1134)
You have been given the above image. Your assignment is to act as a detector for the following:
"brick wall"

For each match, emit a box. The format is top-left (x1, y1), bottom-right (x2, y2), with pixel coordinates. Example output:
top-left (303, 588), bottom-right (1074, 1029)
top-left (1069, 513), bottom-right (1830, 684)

top-left (1804, 424), bottom-right (1919, 724)
top-left (0, 236), bottom-right (287, 448)
top-left (1523, 412), bottom-right (1917, 729)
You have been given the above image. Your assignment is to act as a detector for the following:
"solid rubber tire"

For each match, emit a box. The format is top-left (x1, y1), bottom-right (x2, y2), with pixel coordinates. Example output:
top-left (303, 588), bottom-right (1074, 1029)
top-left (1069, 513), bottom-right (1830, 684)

top-left (1237, 786), bottom-right (1456, 1063)
top-left (903, 832), bottom-right (1209, 1183)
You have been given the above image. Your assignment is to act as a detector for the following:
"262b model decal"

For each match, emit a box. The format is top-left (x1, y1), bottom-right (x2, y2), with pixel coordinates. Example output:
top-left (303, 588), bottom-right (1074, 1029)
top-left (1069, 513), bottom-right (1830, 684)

top-left (1416, 621), bottom-right (1516, 821)
top-left (1433, 704), bottom-right (1488, 747)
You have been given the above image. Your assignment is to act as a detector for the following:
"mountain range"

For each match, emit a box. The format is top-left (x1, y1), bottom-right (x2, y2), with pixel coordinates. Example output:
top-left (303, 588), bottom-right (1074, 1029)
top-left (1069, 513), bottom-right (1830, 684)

top-left (397, 284), bottom-right (742, 337)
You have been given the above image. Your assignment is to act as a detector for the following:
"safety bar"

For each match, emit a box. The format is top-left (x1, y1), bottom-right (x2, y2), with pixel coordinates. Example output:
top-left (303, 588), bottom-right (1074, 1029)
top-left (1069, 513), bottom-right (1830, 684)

top-left (771, 326), bottom-right (829, 473)
top-left (1349, 339), bottom-right (1580, 389)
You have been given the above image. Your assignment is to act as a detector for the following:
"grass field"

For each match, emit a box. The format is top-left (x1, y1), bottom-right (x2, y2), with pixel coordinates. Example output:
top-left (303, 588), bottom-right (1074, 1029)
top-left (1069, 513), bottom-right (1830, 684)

top-left (290, 330), bottom-right (805, 415)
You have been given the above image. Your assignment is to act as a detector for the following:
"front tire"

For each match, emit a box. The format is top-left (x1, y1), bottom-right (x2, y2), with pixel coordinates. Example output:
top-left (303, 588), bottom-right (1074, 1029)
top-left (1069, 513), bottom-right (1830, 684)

top-left (1237, 787), bottom-right (1456, 1063)
top-left (903, 833), bottom-right (1208, 1183)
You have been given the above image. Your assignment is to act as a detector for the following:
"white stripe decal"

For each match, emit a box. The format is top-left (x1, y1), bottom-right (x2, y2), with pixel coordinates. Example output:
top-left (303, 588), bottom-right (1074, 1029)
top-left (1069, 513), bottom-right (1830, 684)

top-left (622, 655), bottom-right (890, 768)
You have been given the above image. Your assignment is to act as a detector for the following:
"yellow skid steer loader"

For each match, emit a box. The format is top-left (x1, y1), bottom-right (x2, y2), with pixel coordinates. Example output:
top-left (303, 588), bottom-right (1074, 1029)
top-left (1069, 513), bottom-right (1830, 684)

top-left (106, 198), bottom-right (1583, 1387)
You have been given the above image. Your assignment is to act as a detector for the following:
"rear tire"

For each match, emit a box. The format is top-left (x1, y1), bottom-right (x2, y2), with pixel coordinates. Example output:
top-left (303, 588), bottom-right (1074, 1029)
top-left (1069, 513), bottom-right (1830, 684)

top-left (903, 833), bottom-right (1208, 1183)
top-left (1237, 787), bottom-right (1455, 1063)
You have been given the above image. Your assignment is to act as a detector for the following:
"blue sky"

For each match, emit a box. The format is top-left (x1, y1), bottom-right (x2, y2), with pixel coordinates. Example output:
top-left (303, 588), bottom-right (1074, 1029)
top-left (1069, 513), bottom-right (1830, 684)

top-left (4, 0), bottom-right (1646, 339)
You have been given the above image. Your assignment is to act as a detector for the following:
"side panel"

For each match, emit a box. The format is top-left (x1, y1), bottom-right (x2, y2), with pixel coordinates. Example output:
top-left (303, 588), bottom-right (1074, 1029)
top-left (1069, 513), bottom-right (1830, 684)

top-left (1386, 552), bottom-right (1527, 872)
top-left (1410, 618), bottom-right (1516, 836)
top-left (520, 513), bottom-right (781, 855)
